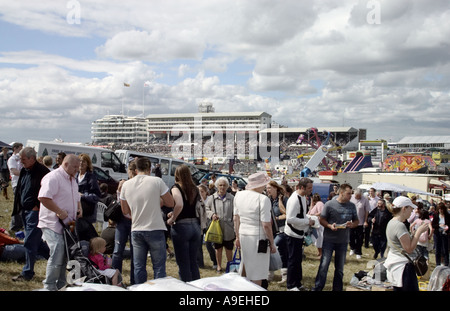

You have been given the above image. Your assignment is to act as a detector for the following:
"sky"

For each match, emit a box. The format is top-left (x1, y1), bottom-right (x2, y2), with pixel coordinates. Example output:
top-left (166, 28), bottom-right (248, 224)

top-left (0, 0), bottom-right (449, 145)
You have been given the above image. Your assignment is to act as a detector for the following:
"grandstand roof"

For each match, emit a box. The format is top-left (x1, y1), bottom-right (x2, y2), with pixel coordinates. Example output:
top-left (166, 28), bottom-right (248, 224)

top-left (147, 111), bottom-right (271, 119)
top-left (260, 127), bottom-right (358, 134)
top-left (397, 136), bottom-right (450, 144)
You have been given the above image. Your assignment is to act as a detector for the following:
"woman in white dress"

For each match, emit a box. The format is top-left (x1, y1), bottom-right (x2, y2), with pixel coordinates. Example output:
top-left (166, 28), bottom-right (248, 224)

top-left (233, 172), bottom-right (276, 286)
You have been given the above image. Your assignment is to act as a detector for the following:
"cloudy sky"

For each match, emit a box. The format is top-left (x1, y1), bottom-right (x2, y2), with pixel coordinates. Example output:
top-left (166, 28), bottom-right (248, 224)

top-left (1, 0), bottom-right (449, 144)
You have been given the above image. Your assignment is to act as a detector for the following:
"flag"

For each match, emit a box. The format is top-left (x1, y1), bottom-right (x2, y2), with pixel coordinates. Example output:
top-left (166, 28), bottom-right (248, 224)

top-left (123, 82), bottom-right (130, 87)
top-left (144, 81), bottom-right (151, 87)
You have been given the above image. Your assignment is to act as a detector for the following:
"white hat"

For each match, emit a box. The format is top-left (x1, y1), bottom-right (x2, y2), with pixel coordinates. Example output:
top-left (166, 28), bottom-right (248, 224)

top-left (245, 171), bottom-right (271, 190)
top-left (392, 196), bottom-right (417, 209)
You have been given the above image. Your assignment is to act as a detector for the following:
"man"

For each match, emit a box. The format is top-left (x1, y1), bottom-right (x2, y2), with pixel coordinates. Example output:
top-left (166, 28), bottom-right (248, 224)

top-left (0, 147), bottom-right (10, 200)
top-left (312, 183), bottom-right (358, 291)
top-left (11, 147), bottom-right (50, 281)
top-left (7, 142), bottom-right (23, 231)
top-left (349, 189), bottom-right (371, 259)
top-left (368, 199), bottom-right (392, 259)
top-left (52, 152), bottom-right (66, 169)
top-left (365, 187), bottom-right (380, 247)
top-left (285, 177), bottom-right (315, 291)
top-left (38, 154), bottom-right (82, 291)
top-left (120, 157), bottom-right (175, 284)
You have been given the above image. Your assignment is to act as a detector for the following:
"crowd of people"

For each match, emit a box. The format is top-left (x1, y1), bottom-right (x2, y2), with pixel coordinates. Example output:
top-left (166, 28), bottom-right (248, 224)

top-left (1, 142), bottom-right (449, 292)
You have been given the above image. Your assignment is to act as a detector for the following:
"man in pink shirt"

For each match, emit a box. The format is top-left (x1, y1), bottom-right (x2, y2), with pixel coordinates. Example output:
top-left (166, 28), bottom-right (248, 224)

top-left (38, 154), bottom-right (82, 291)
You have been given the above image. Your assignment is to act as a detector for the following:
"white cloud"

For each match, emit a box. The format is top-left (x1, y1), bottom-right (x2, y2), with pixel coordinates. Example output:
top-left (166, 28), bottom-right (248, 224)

top-left (0, 0), bottom-right (450, 143)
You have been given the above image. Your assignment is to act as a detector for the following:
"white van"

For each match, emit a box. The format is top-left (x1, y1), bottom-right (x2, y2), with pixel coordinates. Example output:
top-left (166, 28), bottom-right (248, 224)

top-left (115, 149), bottom-right (198, 188)
top-left (27, 140), bottom-right (128, 180)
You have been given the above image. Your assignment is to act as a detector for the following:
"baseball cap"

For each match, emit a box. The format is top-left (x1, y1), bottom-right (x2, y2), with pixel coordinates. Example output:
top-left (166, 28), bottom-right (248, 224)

top-left (392, 196), bottom-right (417, 209)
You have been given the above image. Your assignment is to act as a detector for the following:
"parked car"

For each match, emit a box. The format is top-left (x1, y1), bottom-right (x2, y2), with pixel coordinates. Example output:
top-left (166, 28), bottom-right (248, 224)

top-left (93, 166), bottom-right (119, 194)
top-left (192, 170), bottom-right (247, 189)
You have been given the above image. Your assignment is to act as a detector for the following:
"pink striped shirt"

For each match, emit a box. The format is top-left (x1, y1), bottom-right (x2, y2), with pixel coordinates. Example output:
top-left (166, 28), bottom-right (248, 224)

top-left (38, 167), bottom-right (80, 234)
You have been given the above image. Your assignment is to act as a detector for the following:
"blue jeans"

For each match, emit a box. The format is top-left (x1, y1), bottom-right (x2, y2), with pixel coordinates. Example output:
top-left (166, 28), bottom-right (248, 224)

top-left (131, 230), bottom-right (167, 284)
top-left (275, 232), bottom-right (288, 268)
top-left (112, 217), bottom-right (134, 284)
top-left (21, 210), bottom-right (49, 279)
top-left (313, 240), bottom-right (348, 291)
top-left (171, 219), bottom-right (201, 282)
top-left (434, 232), bottom-right (449, 266)
top-left (42, 228), bottom-right (67, 291)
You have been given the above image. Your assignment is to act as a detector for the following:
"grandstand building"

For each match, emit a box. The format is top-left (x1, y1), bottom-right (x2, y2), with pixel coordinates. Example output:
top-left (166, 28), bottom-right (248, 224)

top-left (147, 111), bottom-right (272, 141)
top-left (91, 115), bottom-right (148, 145)
top-left (395, 136), bottom-right (450, 151)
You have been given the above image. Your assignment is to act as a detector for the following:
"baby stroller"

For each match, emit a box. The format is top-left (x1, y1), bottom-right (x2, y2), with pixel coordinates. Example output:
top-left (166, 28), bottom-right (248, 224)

top-left (60, 220), bottom-right (110, 286)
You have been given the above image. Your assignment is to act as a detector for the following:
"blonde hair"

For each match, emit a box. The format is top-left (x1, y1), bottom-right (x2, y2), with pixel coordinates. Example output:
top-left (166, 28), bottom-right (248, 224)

top-left (89, 237), bottom-right (106, 255)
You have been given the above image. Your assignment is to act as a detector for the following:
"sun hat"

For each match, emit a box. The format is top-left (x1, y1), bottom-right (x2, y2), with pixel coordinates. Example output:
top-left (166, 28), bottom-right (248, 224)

top-left (392, 196), bottom-right (417, 209)
top-left (245, 171), bottom-right (271, 190)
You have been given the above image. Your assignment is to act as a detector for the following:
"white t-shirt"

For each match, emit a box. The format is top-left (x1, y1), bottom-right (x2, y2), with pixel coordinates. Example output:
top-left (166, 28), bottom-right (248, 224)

top-left (233, 190), bottom-right (271, 236)
top-left (7, 153), bottom-right (22, 188)
top-left (120, 175), bottom-right (169, 232)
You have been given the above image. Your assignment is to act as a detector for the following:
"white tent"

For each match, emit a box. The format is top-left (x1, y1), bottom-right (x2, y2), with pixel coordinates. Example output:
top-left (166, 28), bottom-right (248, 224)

top-left (358, 182), bottom-right (435, 196)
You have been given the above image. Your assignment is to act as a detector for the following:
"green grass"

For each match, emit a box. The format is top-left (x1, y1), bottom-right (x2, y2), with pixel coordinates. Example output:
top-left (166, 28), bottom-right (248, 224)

top-left (0, 185), bottom-right (436, 291)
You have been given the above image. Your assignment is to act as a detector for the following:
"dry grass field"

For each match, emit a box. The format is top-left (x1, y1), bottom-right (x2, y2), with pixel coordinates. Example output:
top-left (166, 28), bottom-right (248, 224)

top-left (0, 185), bottom-right (437, 291)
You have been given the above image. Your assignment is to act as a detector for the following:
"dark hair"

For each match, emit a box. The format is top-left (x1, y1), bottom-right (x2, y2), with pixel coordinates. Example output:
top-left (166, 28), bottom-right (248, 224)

top-left (339, 183), bottom-right (352, 192)
top-left (136, 157), bottom-right (151, 172)
top-left (174, 164), bottom-right (198, 204)
top-left (297, 177), bottom-right (313, 189)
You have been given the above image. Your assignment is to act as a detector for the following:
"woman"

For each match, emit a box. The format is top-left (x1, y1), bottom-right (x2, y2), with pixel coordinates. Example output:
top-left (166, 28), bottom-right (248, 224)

top-left (198, 184), bottom-right (217, 269)
top-left (113, 160), bottom-right (136, 285)
top-left (205, 177), bottom-right (235, 273)
top-left (167, 164), bottom-right (202, 282)
top-left (308, 193), bottom-right (324, 258)
top-left (233, 172), bottom-right (276, 286)
top-left (77, 153), bottom-right (101, 223)
top-left (266, 180), bottom-right (288, 283)
top-left (432, 202), bottom-right (450, 266)
top-left (384, 196), bottom-right (429, 291)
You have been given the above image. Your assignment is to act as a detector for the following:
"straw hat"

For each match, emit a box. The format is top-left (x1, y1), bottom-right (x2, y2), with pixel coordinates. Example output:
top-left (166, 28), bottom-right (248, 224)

top-left (245, 171), bottom-right (271, 190)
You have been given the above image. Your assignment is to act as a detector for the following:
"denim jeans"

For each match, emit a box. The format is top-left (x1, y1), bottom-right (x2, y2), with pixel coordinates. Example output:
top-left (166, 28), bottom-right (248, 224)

top-left (131, 230), bottom-right (167, 284)
top-left (275, 232), bottom-right (288, 268)
top-left (171, 219), bottom-right (201, 282)
top-left (21, 210), bottom-right (49, 279)
top-left (42, 228), bottom-right (67, 291)
top-left (112, 217), bottom-right (134, 284)
top-left (434, 232), bottom-right (449, 266)
top-left (313, 240), bottom-right (348, 291)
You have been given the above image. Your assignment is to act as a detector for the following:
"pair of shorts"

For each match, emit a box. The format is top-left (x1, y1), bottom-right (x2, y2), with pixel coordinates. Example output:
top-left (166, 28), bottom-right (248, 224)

top-left (214, 239), bottom-right (234, 250)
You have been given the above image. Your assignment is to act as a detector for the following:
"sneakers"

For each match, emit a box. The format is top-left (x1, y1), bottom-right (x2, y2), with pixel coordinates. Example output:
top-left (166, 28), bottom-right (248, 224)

top-left (287, 285), bottom-right (309, 291)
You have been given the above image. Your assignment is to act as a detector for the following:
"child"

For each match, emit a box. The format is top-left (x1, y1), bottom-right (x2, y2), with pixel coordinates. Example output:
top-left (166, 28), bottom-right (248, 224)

top-left (89, 237), bottom-right (122, 286)
top-left (410, 210), bottom-right (432, 259)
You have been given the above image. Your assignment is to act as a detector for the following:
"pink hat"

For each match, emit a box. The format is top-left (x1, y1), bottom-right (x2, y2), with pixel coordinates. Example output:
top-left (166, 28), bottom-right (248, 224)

top-left (245, 172), bottom-right (271, 190)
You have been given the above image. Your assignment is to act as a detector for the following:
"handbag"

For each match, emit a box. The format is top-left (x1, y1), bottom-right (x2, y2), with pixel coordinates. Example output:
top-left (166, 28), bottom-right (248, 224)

top-left (205, 219), bottom-right (223, 244)
top-left (103, 199), bottom-right (123, 222)
top-left (226, 248), bottom-right (241, 273)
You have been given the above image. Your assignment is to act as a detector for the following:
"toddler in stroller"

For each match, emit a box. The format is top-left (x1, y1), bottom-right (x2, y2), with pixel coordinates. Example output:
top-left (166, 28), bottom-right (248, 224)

top-left (62, 221), bottom-right (122, 287)
top-left (88, 237), bottom-right (122, 286)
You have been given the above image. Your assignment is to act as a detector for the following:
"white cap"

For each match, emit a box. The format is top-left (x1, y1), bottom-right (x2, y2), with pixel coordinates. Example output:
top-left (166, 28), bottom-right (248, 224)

top-left (392, 196), bottom-right (417, 209)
